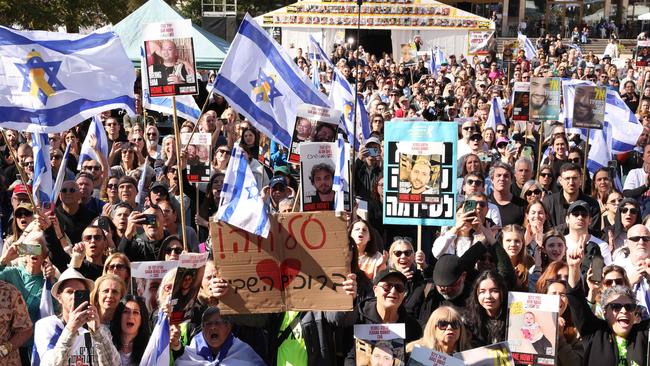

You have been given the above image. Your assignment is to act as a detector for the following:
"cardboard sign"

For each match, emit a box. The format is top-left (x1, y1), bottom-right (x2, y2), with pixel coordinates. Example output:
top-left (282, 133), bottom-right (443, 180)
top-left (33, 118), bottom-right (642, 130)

top-left (288, 104), bottom-right (341, 163)
top-left (354, 324), bottom-right (405, 366)
top-left (181, 132), bottom-right (212, 182)
top-left (408, 346), bottom-right (465, 366)
top-left (383, 122), bottom-right (457, 226)
top-left (210, 211), bottom-right (351, 314)
top-left (453, 342), bottom-right (515, 366)
top-left (572, 85), bottom-right (606, 130)
top-left (529, 77), bottom-right (561, 121)
top-left (506, 292), bottom-right (560, 365)
top-left (143, 20), bottom-right (198, 97)
top-left (512, 82), bottom-right (530, 121)
top-left (131, 260), bottom-right (179, 314)
top-left (169, 252), bottom-right (208, 324)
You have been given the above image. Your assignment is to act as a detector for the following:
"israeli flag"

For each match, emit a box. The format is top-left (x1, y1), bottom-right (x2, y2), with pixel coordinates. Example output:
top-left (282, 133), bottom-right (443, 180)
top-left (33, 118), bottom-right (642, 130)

top-left (605, 90), bottom-right (644, 154)
top-left (587, 126), bottom-right (611, 176)
top-left (0, 26), bottom-right (136, 133)
top-left (517, 33), bottom-right (537, 60)
top-left (139, 312), bottom-right (170, 366)
top-left (308, 46), bottom-right (321, 90)
top-left (216, 145), bottom-right (270, 238)
top-left (140, 47), bottom-right (201, 122)
top-left (52, 143), bottom-right (70, 200)
top-left (430, 48), bottom-right (436, 75)
top-left (32, 133), bottom-right (53, 204)
top-left (77, 115), bottom-right (109, 171)
top-left (135, 161), bottom-right (148, 207)
top-left (485, 97), bottom-right (506, 130)
top-left (333, 135), bottom-right (349, 216)
top-left (39, 278), bottom-right (54, 318)
top-left (215, 14), bottom-right (331, 147)
top-left (432, 47), bottom-right (446, 74)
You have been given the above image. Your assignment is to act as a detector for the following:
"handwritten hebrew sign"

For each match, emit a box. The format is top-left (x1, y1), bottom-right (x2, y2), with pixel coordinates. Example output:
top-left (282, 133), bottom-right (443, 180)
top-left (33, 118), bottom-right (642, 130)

top-left (210, 211), bottom-right (351, 314)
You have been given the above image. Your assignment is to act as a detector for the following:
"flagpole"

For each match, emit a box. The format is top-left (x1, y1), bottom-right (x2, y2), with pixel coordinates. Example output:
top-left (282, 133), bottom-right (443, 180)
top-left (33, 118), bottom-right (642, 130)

top-left (536, 121), bottom-right (544, 180)
top-left (0, 129), bottom-right (38, 212)
top-left (171, 96), bottom-right (189, 251)
top-left (195, 182), bottom-right (200, 235)
top-left (349, 0), bottom-right (363, 207)
top-left (583, 128), bottom-right (590, 191)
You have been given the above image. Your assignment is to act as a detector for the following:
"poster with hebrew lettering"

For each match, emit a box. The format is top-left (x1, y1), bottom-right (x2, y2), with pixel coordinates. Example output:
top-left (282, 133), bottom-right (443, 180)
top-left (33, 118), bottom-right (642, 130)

top-left (529, 77), bottom-right (561, 121)
top-left (453, 342), bottom-right (515, 366)
top-left (288, 104), bottom-right (342, 163)
top-left (210, 211), bottom-right (351, 314)
top-left (181, 132), bottom-right (211, 182)
top-left (506, 292), bottom-right (560, 366)
top-left (407, 346), bottom-right (465, 366)
top-left (571, 85), bottom-right (606, 130)
top-left (300, 141), bottom-right (349, 212)
top-left (354, 324), bottom-right (405, 366)
top-left (131, 260), bottom-right (179, 315)
top-left (169, 252), bottom-right (208, 325)
top-left (383, 121), bottom-right (456, 226)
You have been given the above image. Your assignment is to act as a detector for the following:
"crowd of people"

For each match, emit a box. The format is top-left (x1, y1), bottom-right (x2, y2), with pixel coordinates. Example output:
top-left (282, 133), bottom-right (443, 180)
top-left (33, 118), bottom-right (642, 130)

top-left (1, 27), bottom-right (650, 366)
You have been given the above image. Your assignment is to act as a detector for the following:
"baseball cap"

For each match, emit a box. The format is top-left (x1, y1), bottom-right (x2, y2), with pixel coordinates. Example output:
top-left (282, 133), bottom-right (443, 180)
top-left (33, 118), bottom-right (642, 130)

top-left (14, 202), bottom-right (34, 213)
top-left (365, 137), bottom-right (381, 147)
top-left (496, 137), bottom-right (509, 147)
top-left (433, 254), bottom-right (464, 287)
top-left (373, 269), bottom-right (407, 286)
top-left (269, 175), bottom-right (287, 189)
top-left (567, 200), bottom-right (590, 215)
top-left (13, 183), bottom-right (32, 196)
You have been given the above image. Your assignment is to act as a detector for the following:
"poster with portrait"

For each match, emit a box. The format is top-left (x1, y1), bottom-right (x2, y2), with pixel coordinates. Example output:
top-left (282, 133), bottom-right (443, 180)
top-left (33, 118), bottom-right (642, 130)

top-left (506, 292), bottom-right (560, 365)
top-left (407, 346), bottom-right (465, 366)
top-left (170, 252), bottom-right (209, 325)
top-left (384, 122), bottom-right (456, 226)
top-left (288, 104), bottom-right (342, 163)
top-left (181, 132), bottom-right (211, 182)
top-left (453, 342), bottom-right (515, 366)
top-left (529, 77), bottom-right (561, 122)
top-left (143, 19), bottom-right (198, 97)
top-left (637, 40), bottom-right (650, 67)
top-left (354, 324), bottom-right (406, 366)
top-left (512, 82), bottom-right (530, 121)
top-left (400, 43), bottom-right (418, 65)
top-left (468, 31), bottom-right (496, 56)
top-left (131, 260), bottom-right (179, 315)
top-left (572, 85), bottom-right (606, 129)
top-left (300, 141), bottom-right (349, 212)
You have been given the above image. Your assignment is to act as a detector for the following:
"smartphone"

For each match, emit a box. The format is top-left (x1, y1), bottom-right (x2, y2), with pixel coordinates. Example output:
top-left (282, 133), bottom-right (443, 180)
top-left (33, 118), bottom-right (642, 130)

top-left (464, 199), bottom-right (477, 213)
top-left (591, 255), bottom-right (605, 283)
top-left (507, 140), bottom-right (517, 152)
top-left (367, 147), bottom-right (379, 157)
top-left (521, 145), bottom-right (534, 160)
top-left (74, 289), bottom-right (90, 310)
top-left (143, 214), bottom-right (157, 226)
top-left (17, 243), bottom-right (42, 256)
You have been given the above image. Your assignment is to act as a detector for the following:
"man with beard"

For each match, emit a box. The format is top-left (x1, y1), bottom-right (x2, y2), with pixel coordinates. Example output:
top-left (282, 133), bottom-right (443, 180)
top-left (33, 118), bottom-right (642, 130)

top-left (529, 77), bottom-right (551, 119)
top-left (306, 163), bottom-right (335, 210)
top-left (573, 85), bottom-right (600, 128)
top-left (407, 157), bottom-right (435, 195)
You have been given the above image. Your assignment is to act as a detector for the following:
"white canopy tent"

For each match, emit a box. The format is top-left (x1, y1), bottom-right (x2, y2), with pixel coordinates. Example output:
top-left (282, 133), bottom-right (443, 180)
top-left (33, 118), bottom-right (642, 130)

top-left (254, 0), bottom-right (495, 59)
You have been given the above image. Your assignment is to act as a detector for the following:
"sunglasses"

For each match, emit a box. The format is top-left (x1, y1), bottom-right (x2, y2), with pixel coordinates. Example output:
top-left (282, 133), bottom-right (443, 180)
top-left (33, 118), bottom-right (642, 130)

top-left (436, 320), bottom-right (461, 330)
top-left (24, 162), bottom-right (34, 167)
top-left (379, 282), bottom-right (406, 294)
top-left (462, 127), bottom-right (475, 131)
top-left (570, 210), bottom-right (589, 218)
top-left (621, 207), bottom-right (639, 215)
top-left (131, 138), bottom-right (143, 142)
top-left (628, 236), bottom-right (650, 242)
top-left (568, 158), bottom-right (581, 163)
top-left (165, 247), bottom-right (183, 255)
top-left (465, 178), bottom-right (483, 186)
top-left (15, 210), bottom-right (33, 218)
top-left (107, 184), bottom-right (118, 189)
top-left (469, 135), bottom-right (482, 141)
top-left (84, 165), bottom-right (101, 171)
top-left (496, 129), bottom-right (506, 133)
top-left (393, 249), bottom-right (413, 257)
top-left (525, 189), bottom-right (542, 196)
top-left (603, 278), bottom-right (625, 287)
top-left (51, 155), bottom-right (63, 160)
top-left (497, 143), bottom-right (508, 148)
top-left (539, 172), bottom-right (553, 178)
top-left (217, 150), bottom-right (231, 155)
top-left (107, 263), bottom-right (127, 271)
top-left (607, 303), bottom-right (637, 313)
top-left (61, 188), bottom-right (77, 194)
top-left (475, 201), bottom-right (487, 208)
top-left (147, 132), bottom-right (158, 136)
top-left (83, 234), bottom-right (103, 241)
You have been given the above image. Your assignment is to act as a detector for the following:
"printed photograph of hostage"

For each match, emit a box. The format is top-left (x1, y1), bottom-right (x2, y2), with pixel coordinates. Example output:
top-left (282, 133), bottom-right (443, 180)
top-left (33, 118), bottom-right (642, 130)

top-left (572, 85), bottom-right (605, 129)
top-left (304, 162), bottom-right (335, 211)
top-left (145, 37), bottom-right (197, 96)
top-left (529, 77), bottom-right (560, 121)
top-left (398, 154), bottom-right (441, 203)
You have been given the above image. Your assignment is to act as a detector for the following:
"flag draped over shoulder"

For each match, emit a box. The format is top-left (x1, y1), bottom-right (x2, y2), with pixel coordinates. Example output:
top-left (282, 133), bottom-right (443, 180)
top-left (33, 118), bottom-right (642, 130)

top-left (0, 26), bottom-right (136, 133)
top-left (31, 133), bottom-right (53, 204)
top-left (216, 146), bottom-right (270, 238)
top-left (214, 14), bottom-right (331, 147)
top-left (139, 312), bottom-right (170, 366)
top-left (140, 47), bottom-right (201, 122)
top-left (77, 115), bottom-right (109, 170)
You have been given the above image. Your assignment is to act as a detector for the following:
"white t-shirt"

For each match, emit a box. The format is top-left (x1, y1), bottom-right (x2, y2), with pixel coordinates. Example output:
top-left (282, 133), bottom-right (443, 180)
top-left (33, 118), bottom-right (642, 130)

top-left (623, 168), bottom-right (647, 192)
top-left (564, 234), bottom-right (612, 265)
top-left (33, 316), bottom-right (95, 365)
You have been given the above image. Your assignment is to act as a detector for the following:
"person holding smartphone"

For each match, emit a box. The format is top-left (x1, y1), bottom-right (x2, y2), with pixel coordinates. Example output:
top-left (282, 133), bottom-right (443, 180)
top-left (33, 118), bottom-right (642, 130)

top-left (33, 268), bottom-right (120, 366)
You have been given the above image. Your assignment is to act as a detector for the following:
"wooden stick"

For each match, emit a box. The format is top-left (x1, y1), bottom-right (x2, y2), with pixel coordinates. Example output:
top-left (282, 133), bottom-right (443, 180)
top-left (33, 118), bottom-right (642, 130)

top-left (583, 128), bottom-right (590, 191)
top-left (171, 97), bottom-right (189, 251)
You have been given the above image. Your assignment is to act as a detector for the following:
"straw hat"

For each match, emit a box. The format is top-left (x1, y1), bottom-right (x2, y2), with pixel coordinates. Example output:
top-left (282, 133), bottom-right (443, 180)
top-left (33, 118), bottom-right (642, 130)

top-left (51, 268), bottom-right (95, 297)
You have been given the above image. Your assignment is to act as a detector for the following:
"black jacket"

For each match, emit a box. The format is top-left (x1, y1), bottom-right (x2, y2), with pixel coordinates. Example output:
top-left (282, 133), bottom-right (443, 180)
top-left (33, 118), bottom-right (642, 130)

top-left (567, 284), bottom-right (649, 366)
top-left (118, 232), bottom-right (166, 262)
top-left (542, 191), bottom-right (602, 236)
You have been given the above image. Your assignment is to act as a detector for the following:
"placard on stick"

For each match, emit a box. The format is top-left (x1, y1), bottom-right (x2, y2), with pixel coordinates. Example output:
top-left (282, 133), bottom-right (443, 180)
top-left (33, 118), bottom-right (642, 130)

top-left (210, 211), bottom-right (351, 314)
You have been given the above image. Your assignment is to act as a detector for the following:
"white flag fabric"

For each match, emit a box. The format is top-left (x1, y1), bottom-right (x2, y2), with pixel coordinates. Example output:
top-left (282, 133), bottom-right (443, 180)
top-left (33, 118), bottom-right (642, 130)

top-left (39, 278), bottom-right (54, 319)
top-left (32, 133), bottom-right (53, 204)
top-left (0, 26), bottom-right (136, 133)
top-left (214, 14), bottom-right (332, 147)
top-left (135, 161), bottom-right (148, 207)
top-left (77, 115), bottom-right (109, 171)
top-left (140, 47), bottom-right (201, 122)
top-left (333, 135), bottom-right (350, 216)
top-left (605, 90), bottom-right (644, 154)
top-left (517, 33), bottom-right (536, 60)
top-left (139, 312), bottom-right (170, 366)
top-left (216, 146), bottom-right (270, 238)
top-left (52, 143), bottom-right (71, 201)
top-left (485, 97), bottom-right (506, 131)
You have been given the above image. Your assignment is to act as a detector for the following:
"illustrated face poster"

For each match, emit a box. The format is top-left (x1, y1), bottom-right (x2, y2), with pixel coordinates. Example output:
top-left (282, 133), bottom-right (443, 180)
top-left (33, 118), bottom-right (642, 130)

top-left (383, 121), bottom-right (456, 226)
top-left (354, 323), bottom-right (406, 366)
top-left (407, 346), bottom-right (465, 366)
top-left (300, 141), bottom-right (349, 212)
top-left (512, 82), bottom-right (530, 121)
top-left (143, 19), bottom-right (198, 97)
top-left (529, 77), bottom-right (561, 122)
top-left (506, 291), bottom-right (560, 365)
top-left (131, 260), bottom-right (178, 314)
top-left (288, 104), bottom-right (342, 163)
top-left (453, 342), bottom-right (515, 366)
top-left (181, 132), bottom-right (211, 182)
top-left (572, 85), bottom-right (606, 130)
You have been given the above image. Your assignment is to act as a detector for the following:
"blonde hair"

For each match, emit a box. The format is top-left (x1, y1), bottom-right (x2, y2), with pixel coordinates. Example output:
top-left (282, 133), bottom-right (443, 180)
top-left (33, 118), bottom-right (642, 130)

top-left (103, 252), bottom-right (132, 287)
top-left (91, 274), bottom-right (126, 319)
top-left (406, 306), bottom-right (470, 354)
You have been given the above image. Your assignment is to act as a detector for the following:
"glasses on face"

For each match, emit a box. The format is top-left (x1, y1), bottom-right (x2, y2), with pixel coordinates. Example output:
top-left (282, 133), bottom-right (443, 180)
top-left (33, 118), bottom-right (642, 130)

top-left (83, 234), bottom-right (103, 241)
top-left (525, 189), bottom-right (542, 196)
top-left (393, 249), bottom-right (414, 257)
top-left (14, 210), bottom-right (32, 219)
top-left (51, 155), bottom-right (62, 160)
top-left (607, 303), bottom-right (637, 313)
top-left (108, 263), bottom-right (127, 271)
top-left (621, 207), bottom-right (639, 215)
top-left (61, 188), bottom-right (77, 194)
top-left (568, 157), bottom-right (581, 163)
top-left (165, 247), bottom-right (183, 255)
top-left (107, 183), bottom-right (118, 189)
top-left (469, 135), bottom-right (482, 141)
top-left (436, 320), bottom-right (461, 330)
top-left (147, 132), bottom-right (157, 137)
top-left (628, 236), bottom-right (650, 242)
top-left (84, 165), bottom-right (101, 172)
top-left (474, 201), bottom-right (488, 208)
top-left (131, 138), bottom-right (143, 143)
top-left (540, 172), bottom-right (552, 178)
top-left (603, 278), bottom-right (625, 287)
top-left (462, 126), bottom-right (475, 131)
top-left (466, 179), bottom-right (483, 186)
top-left (217, 149), bottom-right (231, 155)
top-left (570, 210), bottom-right (589, 218)
top-left (24, 161), bottom-right (34, 168)
top-left (496, 129), bottom-right (506, 133)
top-left (379, 282), bottom-right (406, 294)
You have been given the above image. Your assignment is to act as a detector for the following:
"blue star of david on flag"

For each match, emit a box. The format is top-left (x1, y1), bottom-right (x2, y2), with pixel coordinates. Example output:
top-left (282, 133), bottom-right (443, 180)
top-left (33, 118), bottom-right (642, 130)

top-left (14, 49), bottom-right (65, 105)
top-left (250, 68), bottom-right (282, 107)
top-left (245, 184), bottom-right (259, 200)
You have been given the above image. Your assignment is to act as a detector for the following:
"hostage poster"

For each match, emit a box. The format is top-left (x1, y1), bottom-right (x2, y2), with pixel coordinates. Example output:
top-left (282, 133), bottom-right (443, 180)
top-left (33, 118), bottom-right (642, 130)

top-left (354, 323), bottom-right (406, 366)
top-left (529, 77), bottom-right (561, 121)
